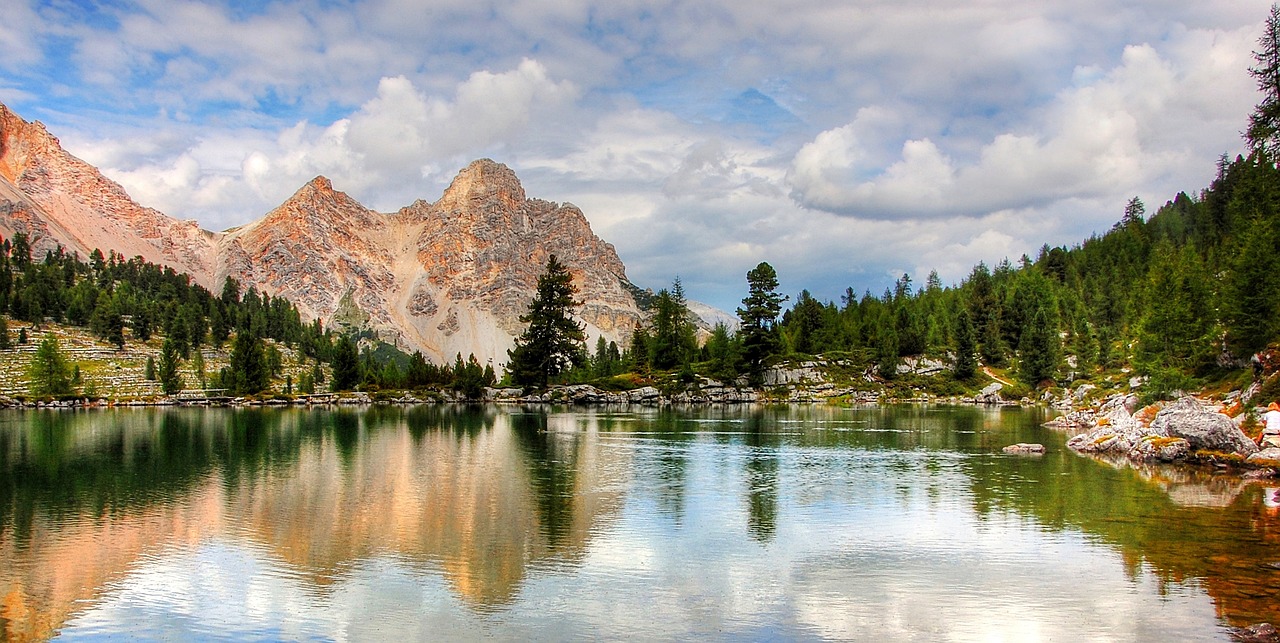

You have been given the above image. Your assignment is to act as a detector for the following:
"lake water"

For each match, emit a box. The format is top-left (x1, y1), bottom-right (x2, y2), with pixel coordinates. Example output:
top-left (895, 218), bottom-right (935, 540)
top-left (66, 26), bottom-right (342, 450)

top-left (1, 404), bottom-right (1278, 641)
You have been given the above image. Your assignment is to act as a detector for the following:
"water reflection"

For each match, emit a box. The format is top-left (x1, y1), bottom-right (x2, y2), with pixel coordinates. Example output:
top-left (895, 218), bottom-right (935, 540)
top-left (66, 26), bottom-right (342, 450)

top-left (0, 405), bottom-right (1276, 640)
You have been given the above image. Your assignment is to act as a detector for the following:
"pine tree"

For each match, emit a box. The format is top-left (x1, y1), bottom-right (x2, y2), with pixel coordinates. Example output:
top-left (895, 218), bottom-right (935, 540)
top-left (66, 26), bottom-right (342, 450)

top-left (507, 255), bottom-right (587, 389)
top-left (737, 262), bottom-right (786, 386)
top-left (876, 323), bottom-right (899, 380)
top-left (0, 316), bottom-right (9, 350)
top-left (145, 355), bottom-right (156, 380)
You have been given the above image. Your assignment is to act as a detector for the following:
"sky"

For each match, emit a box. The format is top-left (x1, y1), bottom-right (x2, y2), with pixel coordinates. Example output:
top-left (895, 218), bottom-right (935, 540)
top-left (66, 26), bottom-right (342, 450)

top-left (0, 0), bottom-right (1271, 312)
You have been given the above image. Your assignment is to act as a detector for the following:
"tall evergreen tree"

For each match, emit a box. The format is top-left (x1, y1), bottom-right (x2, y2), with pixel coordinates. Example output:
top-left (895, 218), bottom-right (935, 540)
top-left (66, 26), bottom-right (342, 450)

top-left (507, 255), bottom-right (587, 388)
top-left (229, 331), bottom-right (269, 395)
top-left (1018, 305), bottom-right (1061, 386)
top-left (28, 334), bottom-right (74, 397)
top-left (1249, 3), bottom-right (1280, 157)
top-left (158, 336), bottom-right (184, 395)
top-left (737, 262), bottom-right (786, 386)
top-left (331, 335), bottom-right (360, 391)
top-left (954, 308), bottom-right (978, 380)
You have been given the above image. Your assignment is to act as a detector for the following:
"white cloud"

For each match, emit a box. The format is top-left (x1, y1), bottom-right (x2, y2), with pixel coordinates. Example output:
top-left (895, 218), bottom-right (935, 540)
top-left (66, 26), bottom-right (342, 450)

top-left (13, 0), bottom-right (1276, 309)
top-left (788, 25), bottom-right (1258, 221)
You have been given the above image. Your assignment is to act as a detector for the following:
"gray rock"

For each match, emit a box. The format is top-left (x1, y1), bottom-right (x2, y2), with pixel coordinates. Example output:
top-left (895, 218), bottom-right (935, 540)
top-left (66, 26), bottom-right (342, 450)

top-left (1150, 397), bottom-right (1259, 456)
top-left (1248, 447), bottom-right (1280, 463)
top-left (1002, 443), bottom-right (1046, 455)
top-left (1127, 436), bottom-right (1191, 462)
top-left (628, 386), bottom-right (662, 402)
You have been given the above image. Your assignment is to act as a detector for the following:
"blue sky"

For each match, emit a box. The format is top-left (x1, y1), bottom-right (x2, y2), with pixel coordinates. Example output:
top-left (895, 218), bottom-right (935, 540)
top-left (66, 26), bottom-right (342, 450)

top-left (0, 0), bottom-right (1271, 311)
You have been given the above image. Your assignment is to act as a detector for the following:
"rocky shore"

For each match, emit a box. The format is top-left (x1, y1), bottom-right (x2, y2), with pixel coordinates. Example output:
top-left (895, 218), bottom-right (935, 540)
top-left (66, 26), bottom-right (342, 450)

top-left (1045, 392), bottom-right (1279, 468)
top-left (0, 361), bottom-right (1034, 410)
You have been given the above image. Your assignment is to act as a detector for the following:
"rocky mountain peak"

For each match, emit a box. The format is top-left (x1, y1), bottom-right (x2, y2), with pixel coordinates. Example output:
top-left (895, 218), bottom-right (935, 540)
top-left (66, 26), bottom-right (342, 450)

top-left (435, 158), bottom-right (528, 213)
top-left (0, 102), bottom-right (645, 365)
top-left (0, 103), bottom-right (59, 185)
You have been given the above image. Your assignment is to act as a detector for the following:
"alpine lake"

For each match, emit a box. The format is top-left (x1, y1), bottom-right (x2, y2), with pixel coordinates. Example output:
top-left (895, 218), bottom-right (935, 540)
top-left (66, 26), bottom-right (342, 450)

top-left (2, 403), bottom-right (1279, 641)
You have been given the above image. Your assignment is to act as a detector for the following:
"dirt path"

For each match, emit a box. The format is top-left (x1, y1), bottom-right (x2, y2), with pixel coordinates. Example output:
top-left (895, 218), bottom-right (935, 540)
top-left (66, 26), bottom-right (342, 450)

top-left (983, 366), bottom-right (1012, 386)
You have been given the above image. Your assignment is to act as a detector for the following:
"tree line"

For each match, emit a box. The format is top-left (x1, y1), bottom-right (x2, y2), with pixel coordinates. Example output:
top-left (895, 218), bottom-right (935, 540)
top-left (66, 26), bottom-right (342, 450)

top-left (3, 236), bottom-right (495, 399)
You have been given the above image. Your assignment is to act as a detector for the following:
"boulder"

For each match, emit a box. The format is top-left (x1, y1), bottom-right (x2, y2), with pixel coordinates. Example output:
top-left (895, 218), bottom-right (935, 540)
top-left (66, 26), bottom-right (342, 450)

top-left (628, 386), bottom-right (662, 403)
top-left (1150, 397), bottom-right (1259, 456)
top-left (1002, 443), bottom-right (1046, 455)
top-left (975, 382), bottom-right (1003, 405)
top-left (1127, 436), bottom-right (1191, 462)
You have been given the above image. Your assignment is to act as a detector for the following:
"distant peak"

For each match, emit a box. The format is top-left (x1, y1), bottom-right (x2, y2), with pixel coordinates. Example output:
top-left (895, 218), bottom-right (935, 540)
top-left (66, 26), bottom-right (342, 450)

top-left (307, 175), bottom-right (334, 191)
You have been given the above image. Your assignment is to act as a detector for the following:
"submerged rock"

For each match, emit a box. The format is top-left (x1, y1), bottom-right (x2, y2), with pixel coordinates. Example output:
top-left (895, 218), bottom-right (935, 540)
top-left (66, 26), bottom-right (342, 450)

top-left (1002, 443), bottom-right (1046, 455)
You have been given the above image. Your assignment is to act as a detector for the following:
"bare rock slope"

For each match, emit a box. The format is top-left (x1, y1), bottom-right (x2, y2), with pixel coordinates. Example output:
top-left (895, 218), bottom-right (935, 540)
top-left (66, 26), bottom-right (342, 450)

top-left (0, 103), bottom-right (218, 285)
top-left (0, 103), bottom-right (641, 365)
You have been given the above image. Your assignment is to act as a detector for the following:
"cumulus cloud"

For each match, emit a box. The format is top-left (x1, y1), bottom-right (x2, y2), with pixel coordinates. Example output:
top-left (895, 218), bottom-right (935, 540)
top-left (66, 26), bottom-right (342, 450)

top-left (788, 26), bottom-right (1258, 220)
top-left (12, 0), bottom-right (1274, 310)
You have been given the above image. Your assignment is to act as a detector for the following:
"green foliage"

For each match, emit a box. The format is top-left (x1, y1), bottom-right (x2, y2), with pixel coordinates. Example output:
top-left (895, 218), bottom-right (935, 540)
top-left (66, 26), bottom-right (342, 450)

top-left (331, 335), bottom-right (360, 391)
top-left (650, 278), bottom-right (698, 370)
top-left (158, 337), bottom-right (184, 395)
top-left (1248, 4), bottom-right (1280, 157)
top-left (28, 334), bottom-right (74, 397)
top-left (229, 331), bottom-right (269, 395)
top-left (954, 308), bottom-right (978, 380)
top-left (508, 255), bottom-right (587, 389)
top-left (737, 262), bottom-right (786, 386)
top-left (144, 355), bottom-right (156, 381)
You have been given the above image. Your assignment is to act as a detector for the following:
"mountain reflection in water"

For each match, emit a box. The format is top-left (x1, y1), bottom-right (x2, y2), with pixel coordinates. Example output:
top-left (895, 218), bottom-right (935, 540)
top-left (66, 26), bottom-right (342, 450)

top-left (0, 404), bottom-right (1276, 640)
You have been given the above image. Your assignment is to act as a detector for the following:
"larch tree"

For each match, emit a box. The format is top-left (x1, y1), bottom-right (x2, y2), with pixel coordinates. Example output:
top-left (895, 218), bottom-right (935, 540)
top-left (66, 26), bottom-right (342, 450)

top-left (1249, 3), bottom-right (1280, 157)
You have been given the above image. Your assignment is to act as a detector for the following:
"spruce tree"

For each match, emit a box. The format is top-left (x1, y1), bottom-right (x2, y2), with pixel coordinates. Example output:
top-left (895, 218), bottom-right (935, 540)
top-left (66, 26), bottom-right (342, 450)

top-left (1018, 305), bottom-right (1061, 386)
top-left (507, 255), bottom-right (587, 389)
top-left (737, 262), bottom-right (786, 386)
top-left (0, 316), bottom-right (9, 350)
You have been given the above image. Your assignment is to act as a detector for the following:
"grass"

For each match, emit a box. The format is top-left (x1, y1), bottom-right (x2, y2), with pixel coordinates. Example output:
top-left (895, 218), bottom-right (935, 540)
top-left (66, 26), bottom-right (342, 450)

top-left (0, 320), bottom-right (319, 400)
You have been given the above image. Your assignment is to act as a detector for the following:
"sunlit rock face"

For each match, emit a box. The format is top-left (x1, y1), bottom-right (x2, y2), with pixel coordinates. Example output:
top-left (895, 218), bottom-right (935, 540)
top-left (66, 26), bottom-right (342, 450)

top-left (0, 103), bottom-right (219, 286)
top-left (0, 101), bottom-right (642, 365)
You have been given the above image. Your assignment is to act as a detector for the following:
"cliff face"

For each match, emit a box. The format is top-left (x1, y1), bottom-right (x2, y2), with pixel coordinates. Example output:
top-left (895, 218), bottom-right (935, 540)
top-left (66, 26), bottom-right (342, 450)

top-left (0, 103), bottom-right (219, 286)
top-left (0, 103), bottom-right (641, 365)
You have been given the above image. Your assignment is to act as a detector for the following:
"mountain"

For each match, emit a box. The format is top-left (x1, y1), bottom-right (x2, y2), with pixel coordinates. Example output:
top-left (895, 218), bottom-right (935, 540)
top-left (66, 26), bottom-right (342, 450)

top-left (0, 103), bottom-right (643, 365)
top-left (0, 103), bottom-right (218, 285)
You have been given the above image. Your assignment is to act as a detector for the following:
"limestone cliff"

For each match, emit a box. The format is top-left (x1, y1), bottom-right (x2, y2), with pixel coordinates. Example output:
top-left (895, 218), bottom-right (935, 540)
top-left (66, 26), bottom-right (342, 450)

top-left (0, 102), bottom-right (643, 365)
top-left (0, 103), bottom-right (218, 285)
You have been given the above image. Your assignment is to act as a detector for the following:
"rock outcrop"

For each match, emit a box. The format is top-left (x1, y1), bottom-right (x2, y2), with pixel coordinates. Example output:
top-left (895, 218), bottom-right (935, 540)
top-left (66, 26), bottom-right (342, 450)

top-left (0, 103), bottom-right (645, 366)
top-left (1061, 395), bottom-right (1259, 463)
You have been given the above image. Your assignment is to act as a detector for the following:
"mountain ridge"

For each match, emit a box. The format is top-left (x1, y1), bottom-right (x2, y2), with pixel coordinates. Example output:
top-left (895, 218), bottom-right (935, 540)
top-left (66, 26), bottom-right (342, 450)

top-left (0, 102), bottom-right (643, 366)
